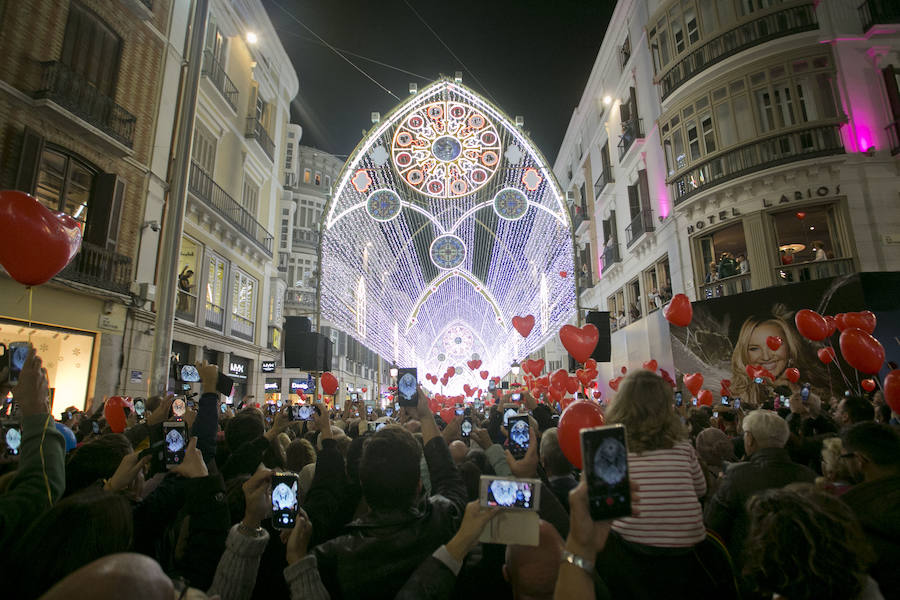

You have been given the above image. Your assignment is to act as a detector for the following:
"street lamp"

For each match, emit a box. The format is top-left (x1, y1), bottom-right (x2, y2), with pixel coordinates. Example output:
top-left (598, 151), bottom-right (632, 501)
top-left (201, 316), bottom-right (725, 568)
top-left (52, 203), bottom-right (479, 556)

top-left (389, 365), bottom-right (399, 378)
top-left (511, 361), bottom-right (520, 376)
top-left (246, 31), bottom-right (258, 45)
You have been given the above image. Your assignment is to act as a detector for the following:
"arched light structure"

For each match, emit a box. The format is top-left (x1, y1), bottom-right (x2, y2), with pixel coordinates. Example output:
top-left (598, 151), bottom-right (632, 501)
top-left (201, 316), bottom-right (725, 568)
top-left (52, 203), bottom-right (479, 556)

top-left (320, 79), bottom-right (575, 393)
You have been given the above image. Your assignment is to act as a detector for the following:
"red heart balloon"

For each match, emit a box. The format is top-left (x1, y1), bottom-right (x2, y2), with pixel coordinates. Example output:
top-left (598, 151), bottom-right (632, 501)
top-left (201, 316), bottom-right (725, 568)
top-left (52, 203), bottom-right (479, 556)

top-left (440, 407), bottom-right (456, 423)
top-left (559, 324), bottom-right (599, 363)
top-left (512, 315), bottom-right (536, 338)
top-left (467, 359), bottom-right (482, 370)
top-left (589, 381), bottom-right (598, 389)
top-left (558, 400), bottom-right (605, 469)
top-left (531, 358), bottom-right (545, 376)
top-left (0, 190), bottom-right (83, 286)
top-left (388, 394), bottom-right (395, 401)
top-left (440, 376), bottom-right (449, 386)
top-left (361, 387), bottom-right (367, 393)
top-left (104, 396), bottom-right (133, 434)
top-left (642, 359), bottom-right (658, 372)
top-left (480, 370), bottom-right (489, 380)
top-left (576, 369), bottom-right (593, 387)
top-left (839, 328), bottom-right (885, 375)
top-left (592, 390), bottom-right (602, 400)
top-left (492, 376), bottom-right (501, 384)
top-left (817, 347), bottom-right (836, 365)
top-left (785, 367), bottom-right (800, 383)
top-left (559, 271), bottom-right (568, 278)
top-left (824, 316), bottom-right (837, 337)
top-left (551, 369), bottom-right (569, 388)
top-left (447, 366), bottom-right (456, 377)
top-left (608, 376), bottom-right (622, 391)
top-left (698, 389), bottom-right (713, 406)
top-left (795, 309), bottom-right (830, 341)
top-left (321, 372), bottom-right (339, 395)
top-left (620, 366), bottom-right (628, 375)
top-left (584, 359), bottom-right (597, 371)
top-left (884, 370), bottom-right (900, 413)
top-left (842, 311), bottom-right (877, 335)
top-left (565, 376), bottom-right (580, 395)
top-left (663, 294), bottom-right (693, 327)
top-left (861, 379), bottom-right (876, 393)
top-left (684, 373), bottom-right (704, 397)
top-left (766, 336), bottom-right (783, 351)
top-left (464, 384), bottom-right (475, 397)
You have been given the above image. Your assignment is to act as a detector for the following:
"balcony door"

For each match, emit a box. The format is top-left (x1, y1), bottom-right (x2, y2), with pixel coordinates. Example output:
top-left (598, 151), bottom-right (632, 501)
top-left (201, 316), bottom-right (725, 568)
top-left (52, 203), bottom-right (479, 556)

top-left (61, 2), bottom-right (121, 98)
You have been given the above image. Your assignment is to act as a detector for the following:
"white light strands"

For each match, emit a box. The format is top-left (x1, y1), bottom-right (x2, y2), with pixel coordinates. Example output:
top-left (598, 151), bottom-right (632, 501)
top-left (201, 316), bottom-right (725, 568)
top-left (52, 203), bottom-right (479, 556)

top-left (321, 79), bottom-right (576, 393)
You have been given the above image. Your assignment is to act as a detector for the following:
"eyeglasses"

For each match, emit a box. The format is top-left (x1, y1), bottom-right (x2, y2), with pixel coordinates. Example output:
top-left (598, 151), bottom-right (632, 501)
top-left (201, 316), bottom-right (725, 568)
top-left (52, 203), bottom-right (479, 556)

top-left (171, 576), bottom-right (190, 600)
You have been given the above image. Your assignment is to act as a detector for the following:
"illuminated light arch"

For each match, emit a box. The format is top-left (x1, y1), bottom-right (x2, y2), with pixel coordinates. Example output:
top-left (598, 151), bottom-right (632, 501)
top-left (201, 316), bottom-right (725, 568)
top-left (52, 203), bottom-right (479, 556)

top-left (320, 79), bottom-right (576, 392)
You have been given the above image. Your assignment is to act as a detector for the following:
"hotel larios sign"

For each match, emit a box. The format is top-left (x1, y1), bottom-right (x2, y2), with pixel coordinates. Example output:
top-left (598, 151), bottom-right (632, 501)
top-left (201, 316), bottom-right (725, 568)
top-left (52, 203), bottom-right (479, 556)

top-left (686, 185), bottom-right (839, 234)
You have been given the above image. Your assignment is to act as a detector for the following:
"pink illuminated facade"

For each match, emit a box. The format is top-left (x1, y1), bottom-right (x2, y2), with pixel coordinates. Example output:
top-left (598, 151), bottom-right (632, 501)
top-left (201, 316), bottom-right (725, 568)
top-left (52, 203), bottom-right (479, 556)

top-left (553, 0), bottom-right (900, 375)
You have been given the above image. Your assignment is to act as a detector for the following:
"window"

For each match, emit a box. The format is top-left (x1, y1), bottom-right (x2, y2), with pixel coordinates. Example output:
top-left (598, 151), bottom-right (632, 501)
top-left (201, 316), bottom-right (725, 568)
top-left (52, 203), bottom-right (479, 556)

top-left (314, 171), bottom-right (321, 186)
top-left (772, 205), bottom-right (840, 265)
top-left (626, 278), bottom-right (643, 322)
top-left (205, 253), bottom-right (227, 331)
top-left (303, 169), bottom-right (311, 184)
top-left (61, 2), bottom-right (121, 98)
top-left (280, 217), bottom-right (289, 249)
top-left (325, 175), bottom-right (331, 188)
top-left (694, 222), bottom-right (749, 298)
top-left (177, 236), bottom-right (200, 321)
top-left (193, 124), bottom-right (216, 174)
top-left (284, 142), bottom-right (293, 171)
top-left (231, 269), bottom-right (257, 341)
top-left (642, 257), bottom-right (672, 312)
top-left (35, 147), bottom-right (95, 227)
top-left (608, 288), bottom-right (627, 330)
top-left (241, 177), bottom-right (259, 215)
top-left (204, 18), bottom-right (227, 64)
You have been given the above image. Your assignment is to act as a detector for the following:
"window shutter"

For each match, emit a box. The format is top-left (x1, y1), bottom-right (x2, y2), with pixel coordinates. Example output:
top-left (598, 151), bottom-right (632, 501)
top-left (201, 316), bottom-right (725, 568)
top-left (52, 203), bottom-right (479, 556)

top-left (88, 172), bottom-right (125, 250)
top-left (883, 66), bottom-right (900, 121)
top-left (15, 127), bottom-right (44, 193)
top-left (619, 100), bottom-right (630, 124)
top-left (610, 210), bottom-right (617, 240)
top-left (638, 169), bottom-right (651, 212)
top-left (627, 184), bottom-right (640, 219)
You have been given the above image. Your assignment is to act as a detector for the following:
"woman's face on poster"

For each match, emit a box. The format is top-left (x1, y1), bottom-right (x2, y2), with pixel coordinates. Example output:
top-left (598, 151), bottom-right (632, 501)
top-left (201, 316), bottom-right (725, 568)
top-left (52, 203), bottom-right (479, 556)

top-left (746, 322), bottom-right (788, 376)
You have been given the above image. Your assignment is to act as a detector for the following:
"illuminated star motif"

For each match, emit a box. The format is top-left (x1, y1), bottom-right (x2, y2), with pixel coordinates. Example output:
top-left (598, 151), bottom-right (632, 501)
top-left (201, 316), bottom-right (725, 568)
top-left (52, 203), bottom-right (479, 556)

top-left (493, 188), bottom-right (529, 221)
top-left (522, 167), bottom-right (543, 191)
top-left (429, 235), bottom-right (466, 270)
top-left (351, 170), bottom-right (373, 193)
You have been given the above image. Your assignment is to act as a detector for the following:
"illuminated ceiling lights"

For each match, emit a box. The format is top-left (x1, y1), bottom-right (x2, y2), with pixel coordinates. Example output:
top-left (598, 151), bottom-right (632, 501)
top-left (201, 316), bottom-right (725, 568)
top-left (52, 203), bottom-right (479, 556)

top-left (320, 79), bottom-right (576, 393)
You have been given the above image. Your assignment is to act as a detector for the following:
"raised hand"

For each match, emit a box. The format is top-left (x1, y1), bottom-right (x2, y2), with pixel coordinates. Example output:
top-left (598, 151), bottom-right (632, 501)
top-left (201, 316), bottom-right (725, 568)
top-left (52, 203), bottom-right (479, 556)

top-left (14, 347), bottom-right (50, 417)
top-left (173, 436), bottom-right (208, 479)
top-left (104, 452), bottom-right (150, 492)
top-left (282, 506), bottom-right (313, 565)
top-left (505, 427), bottom-right (539, 478)
top-left (445, 500), bottom-right (500, 562)
top-left (242, 466), bottom-right (273, 529)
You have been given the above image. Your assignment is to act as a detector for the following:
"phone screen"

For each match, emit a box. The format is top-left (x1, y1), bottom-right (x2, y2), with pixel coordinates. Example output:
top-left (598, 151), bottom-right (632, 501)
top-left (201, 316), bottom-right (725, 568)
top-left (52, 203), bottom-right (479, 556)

top-left (366, 405), bottom-right (373, 415)
top-left (733, 398), bottom-right (741, 409)
top-left (481, 476), bottom-right (538, 509)
top-left (384, 407), bottom-right (393, 417)
top-left (367, 421), bottom-right (377, 432)
top-left (220, 404), bottom-right (227, 414)
top-left (674, 392), bottom-right (683, 407)
top-left (172, 398), bottom-right (186, 418)
top-left (7, 342), bottom-right (29, 386)
top-left (783, 396), bottom-right (791, 408)
top-left (397, 368), bottom-right (418, 407)
top-left (461, 417), bottom-right (473, 438)
top-left (582, 424), bottom-right (632, 521)
top-left (292, 405), bottom-right (317, 421)
top-left (691, 398), bottom-right (698, 406)
top-left (511, 393), bottom-right (521, 402)
top-left (133, 399), bottom-right (146, 417)
top-left (507, 415), bottom-right (530, 459)
top-left (2, 421), bottom-right (22, 456)
top-left (713, 411), bottom-right (719, 418)
top-left (163, 421), bottom-right (187, 468)
top-left (488, 380), bottom-right (497, 393)
top-left (801, 386), bottom-right (810, 403)
top-left (179, 364), bottom-right (200, 383)
top-left (271, 472), bottom-right (299, 529)
top-left (721, 396), bottom-right (729, 405)
top-left (455, 405), bottom-right (465, 416)
top-left (502, 407), bottom-right (518, 427)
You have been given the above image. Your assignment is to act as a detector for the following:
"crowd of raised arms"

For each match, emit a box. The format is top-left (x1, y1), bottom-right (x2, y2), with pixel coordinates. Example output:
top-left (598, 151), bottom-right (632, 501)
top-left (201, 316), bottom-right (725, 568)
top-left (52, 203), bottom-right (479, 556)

top-left (1, 346), bottom-right (899, 600)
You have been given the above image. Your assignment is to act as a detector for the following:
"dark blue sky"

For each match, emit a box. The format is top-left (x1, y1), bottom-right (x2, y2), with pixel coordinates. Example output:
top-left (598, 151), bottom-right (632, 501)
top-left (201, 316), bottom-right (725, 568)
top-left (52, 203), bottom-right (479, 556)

top-left (263, 0), bottom-right (613, 162)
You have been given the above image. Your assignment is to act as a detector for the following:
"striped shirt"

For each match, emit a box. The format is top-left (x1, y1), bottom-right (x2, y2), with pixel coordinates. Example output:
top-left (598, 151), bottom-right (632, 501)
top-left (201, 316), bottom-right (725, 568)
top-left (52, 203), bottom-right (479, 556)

top-left (612, 441), bottom-right (707, 548)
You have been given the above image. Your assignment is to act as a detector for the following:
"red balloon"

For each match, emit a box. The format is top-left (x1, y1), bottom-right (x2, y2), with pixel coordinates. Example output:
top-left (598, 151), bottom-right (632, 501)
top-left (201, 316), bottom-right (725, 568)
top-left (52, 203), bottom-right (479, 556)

top-left (663, 294), bottom-right (693, 327)
top-left (565, 376), bottom-right (580, 395)
top-left (620, 366), bottom-right (628, 375)
top-left (550, 368), bottom-right (569, 388)
top-left (512, 315), bottom-right (536, 338)
top-left (842, 311), bottom-right (877, 335)
top-left (0, 190), bottom-right (83, 286)
top-left (584, 359), bottom-right (597, 371)
top-left (560, 271), bottom-right (568, 278)
top-left (549, 387), bottom-right (564, 402)
top-left (361, 387), bottom-right (367, 393)
top-left (642, 359), bottom-right (658, 372)
top-left (608, 376), bottom-right (622, 391)
top-left (698, 389), bottom-right (713, 406)
top-left (447, 366), bottom-right (456, 377)
top-left (558, 400), bottom-right (605, 469)
top-left (766, 336), bottom-right (783, 351)
top-left (884, 370), bottom-right (900, 413)
top-left (684, 372), bottom-right (704, 397)
top-left (440, 376), bottom-right (449, 387)
top-left (795, 309), bottom-right (830, 341)
top-left (861, 379), bottom-right (876, 392)
top-left (839, 328), bottom-right (885, 375)
top-left (785, 367), bottom-right (801, 383)
top-left (321, 372), bottom-right (339, 395)
top-left (560, 394), bottom-right (574, 409)
top-left (559, 324), bottom-right (600, 363)
top-left (795, 211), bottom-right (806, 220)
top-left (388, 394), bottom-right (395, 401)
top-left (592, 390), bottom-right (602, 400)
top-left (824, 315), bottom-right (837, 337)
top-left (480, 370), bottom-right (489, 380)
top-left (440, 407), bottom-right (455, 423)
top-left (104, 396), bottom-right (133, 434)
top-left (817, 347), bottom-right (836, 365)
top-left (463, 384), bottom-right (476, 397)
top-left (467, 359), bottom-right (482, 370)
top-left (576, 369), bottom-right (592, 387)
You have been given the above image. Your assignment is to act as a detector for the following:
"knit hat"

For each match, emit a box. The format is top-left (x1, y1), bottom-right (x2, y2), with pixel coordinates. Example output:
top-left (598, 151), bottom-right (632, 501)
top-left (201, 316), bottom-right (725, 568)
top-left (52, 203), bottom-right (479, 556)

top-left (695, 427), bottom-right (736, 467)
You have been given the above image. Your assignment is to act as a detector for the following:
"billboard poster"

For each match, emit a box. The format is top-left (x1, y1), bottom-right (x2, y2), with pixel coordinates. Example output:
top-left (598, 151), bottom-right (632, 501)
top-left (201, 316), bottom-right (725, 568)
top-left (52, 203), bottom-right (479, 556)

top-left (670, 272), bottom-right (900, 408)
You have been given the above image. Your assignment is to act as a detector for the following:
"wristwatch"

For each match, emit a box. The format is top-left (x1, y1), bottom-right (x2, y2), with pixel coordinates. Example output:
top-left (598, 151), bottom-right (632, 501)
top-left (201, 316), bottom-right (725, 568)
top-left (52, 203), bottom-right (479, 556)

top-left (561, 549), bottom-right (595, 573)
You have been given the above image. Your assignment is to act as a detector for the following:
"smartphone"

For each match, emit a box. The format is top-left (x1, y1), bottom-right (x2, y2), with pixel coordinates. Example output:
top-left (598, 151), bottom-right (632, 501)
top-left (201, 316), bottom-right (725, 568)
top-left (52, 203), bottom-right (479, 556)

top-left (461, 416), bottom-right (473, 439)
top-left (267, 404), bottom-right (277, 415)
top-left (220, 404), bottom-right (227, 414)
top-left (783, 396), bottom-right (791, 409)
top-left (488, 380), bottom-right (497, 393)
top-left (674, 391), bottom-right (683, 407)
top-left (91, 420), bottom-right (100, 434)
top-left (581, 425), bottom-right (632, 521)
top-left (271, 472), bottom-right (299, 529)
top-left (479, 475), bottom-right (540, 510)
top-left (187, 399), bottom-right (196, 410)
top-left (713, 411), bottom-right (719, 418)
top-left (171, 398), bottom-right (186, 418)
top-left (216, 372), bottom-right (234, 397)
top-left (511, 393), bottom-right (522, 402)
top-left (2, 420), bottom-right (22, 456)
top-left (384, 407), bottom-right (393, 417)
top-left (366, 405), bottom-right (373, 415)
top-left (179, 364), bottom-right (200, 382)
top-left (291, 404), bottom-right (318, 421)
top-left (397, 368), bottom-right (418, 407)
top-left (3, 342), bottom-right (29, 386)
top-left (276, 400), bottom-right (283, 408)
top-left (691, 398), bottom-right (698, 407)
top-left (133, 398), bottom-right (146, 418)
top-left (721, 396), bottom-right (730, 406)
top-left (733, 398), bottom-right (741, 409)
top-left (502, 405), bottom-right (519, 427)
top-left (367, 421), bottom-right (377, 432)
top-left (753, 377), bottom-right (764, 384)
top-left (550, 414), bottom-right (560, 427)
top-left (163, 421), bottom-right (187, 469)
top-left (455, 405), bottom-right (465, 416)
top-left (801, 385), bottom-right (810, 403)
top-left (507, 415), bottom-right (530, 459)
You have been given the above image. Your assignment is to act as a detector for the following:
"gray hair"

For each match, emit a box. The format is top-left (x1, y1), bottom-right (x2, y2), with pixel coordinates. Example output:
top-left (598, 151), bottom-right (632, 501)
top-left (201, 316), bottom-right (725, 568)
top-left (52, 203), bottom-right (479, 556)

top-left (742, 410), bottom-right (790, 449)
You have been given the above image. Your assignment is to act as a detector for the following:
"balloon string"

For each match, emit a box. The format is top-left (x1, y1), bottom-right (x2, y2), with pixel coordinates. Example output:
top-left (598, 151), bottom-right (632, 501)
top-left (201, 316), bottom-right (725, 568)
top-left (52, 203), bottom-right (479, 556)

top-left (27, 286), bottom-right (33, 339)
top-left (826, 341), bottom-right (854, 392)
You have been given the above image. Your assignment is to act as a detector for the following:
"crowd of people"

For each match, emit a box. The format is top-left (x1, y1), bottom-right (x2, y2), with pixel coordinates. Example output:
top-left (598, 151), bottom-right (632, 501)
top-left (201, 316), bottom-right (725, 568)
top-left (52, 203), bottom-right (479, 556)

top-left (1, 345), bottom-right (898, 599)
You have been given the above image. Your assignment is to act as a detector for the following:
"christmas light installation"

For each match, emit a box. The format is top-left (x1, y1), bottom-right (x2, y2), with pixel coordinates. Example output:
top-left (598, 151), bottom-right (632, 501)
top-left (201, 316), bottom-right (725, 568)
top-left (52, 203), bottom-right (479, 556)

top-left (320, 79), bottom-right (576, 394)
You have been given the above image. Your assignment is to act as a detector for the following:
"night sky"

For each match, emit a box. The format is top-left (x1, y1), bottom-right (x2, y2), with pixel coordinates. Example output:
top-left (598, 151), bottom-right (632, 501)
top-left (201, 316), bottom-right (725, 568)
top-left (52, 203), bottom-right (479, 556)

top-left (262, 0), bottom-right (613, 162)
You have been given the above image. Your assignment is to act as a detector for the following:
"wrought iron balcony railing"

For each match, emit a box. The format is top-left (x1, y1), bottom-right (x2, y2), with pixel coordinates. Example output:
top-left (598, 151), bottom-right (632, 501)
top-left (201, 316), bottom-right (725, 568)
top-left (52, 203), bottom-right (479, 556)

top-left (670, 124), bottom-right (844, 206)
top-left (618, 118), bottom-right (644, 160)
top-left (625, 208), bottom-right (655, 247)
top-left (202, 50), bottom-right (239, 112)
top-left (659, 5), bottom-right (818, 101)
top-left (246, 117), bottom-right (275, 162)
top-left (58, 241), bottom-right (132, 294)
top-left (34, 61), bottom-right (136, 148)
top-left (600, 242), bottom-right (622, 271)
top-left (188, 161), bottom-right (274, 255)
top-left (773, 257), bottom-right (855, 285)
top-left (594, 165), bottom-right (614, 197)
top-left (859, 0), bottom-right (900, 32)
top-left (699, 272), bottom-right (752, 300)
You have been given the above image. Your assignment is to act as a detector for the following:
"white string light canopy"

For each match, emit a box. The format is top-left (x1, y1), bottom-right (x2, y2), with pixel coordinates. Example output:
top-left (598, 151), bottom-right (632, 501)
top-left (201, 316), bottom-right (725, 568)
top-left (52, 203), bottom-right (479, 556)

top-left (321, 79), bottom-right (576, 393)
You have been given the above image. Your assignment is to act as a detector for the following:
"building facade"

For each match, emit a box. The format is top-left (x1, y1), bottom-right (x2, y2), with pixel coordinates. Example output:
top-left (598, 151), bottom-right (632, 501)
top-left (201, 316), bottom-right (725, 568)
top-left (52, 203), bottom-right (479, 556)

top-left (554, 0), bottom-right (900, 379)
top-left (0, 0), bottom-right (171, 413)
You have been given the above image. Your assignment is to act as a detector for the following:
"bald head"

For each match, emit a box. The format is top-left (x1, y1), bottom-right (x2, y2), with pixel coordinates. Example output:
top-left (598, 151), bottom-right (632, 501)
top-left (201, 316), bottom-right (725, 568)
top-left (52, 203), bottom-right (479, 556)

top-left (504, 521), bottom-right (564, 600)
top-left (39, 553), bottom-right (174, 600)
top-left (449, 440), bottom-right (468, 464)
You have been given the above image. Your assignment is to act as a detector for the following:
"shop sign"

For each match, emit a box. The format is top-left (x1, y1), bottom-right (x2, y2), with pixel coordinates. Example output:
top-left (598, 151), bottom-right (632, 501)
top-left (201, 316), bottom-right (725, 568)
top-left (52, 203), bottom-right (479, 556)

top-left (261, 360), bottom-right (276, 373)
top-left (229, 358), bottom-right (249, 380)
top-left (264, 379), bottom-right (281, 392)
top-left (290, 378), bottom-right (307, 392)
top-left (762, 185), bottom-right (839, 207)
top-left (130, 370), bottom-right (143, 384)
top-left (686, 207), bottom-right (741, 234)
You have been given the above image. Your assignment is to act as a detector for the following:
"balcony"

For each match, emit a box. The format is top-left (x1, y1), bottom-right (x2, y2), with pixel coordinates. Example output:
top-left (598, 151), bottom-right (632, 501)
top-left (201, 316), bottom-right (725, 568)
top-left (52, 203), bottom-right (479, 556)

top-left (593, 166), bottom-right (614, 197)
top-left (860, 0), bottom-right (900, 32)
top-left (886, 120), bottom-right (900, 156)
top-left (659, 5), bottom-right (818, 101)
top-left (33, 61), bottom-right (136, 148)
top-left (571, 203), bottom-right (589, 235)
top-left (600, 242), bottom-right (622, 271)
top-left (176, 291), bottom-right (197, 322)
top-left (188, 161), bottom-right (274, 256)
top-left (698, 272), bottom-right (752, 300)
top-left (57, 241), bottom-right (132, 295)
top-left (773, 257), bottom-right (855, 285)
top-left (202, 50), bottom-right (238, 112)
top-left (231, 314), bottom-right (255, 342)
top-left (625, 209), bottom-right (655, 248)
top-left (292, 229), bottom-right (319, 248)
top-left (246, 117), bottom-right (275, 162)
top-left (618, 118), bottom-right (644, 161)
top-left (670, 124), bottom-right (844, 206)
top-left (205, 302), bottom-right (224, 330)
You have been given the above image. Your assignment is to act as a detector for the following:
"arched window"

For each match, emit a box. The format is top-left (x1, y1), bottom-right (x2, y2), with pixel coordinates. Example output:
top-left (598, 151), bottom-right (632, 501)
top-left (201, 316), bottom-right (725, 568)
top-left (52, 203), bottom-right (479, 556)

top-left (35, 146), bottom-right (97, 226)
